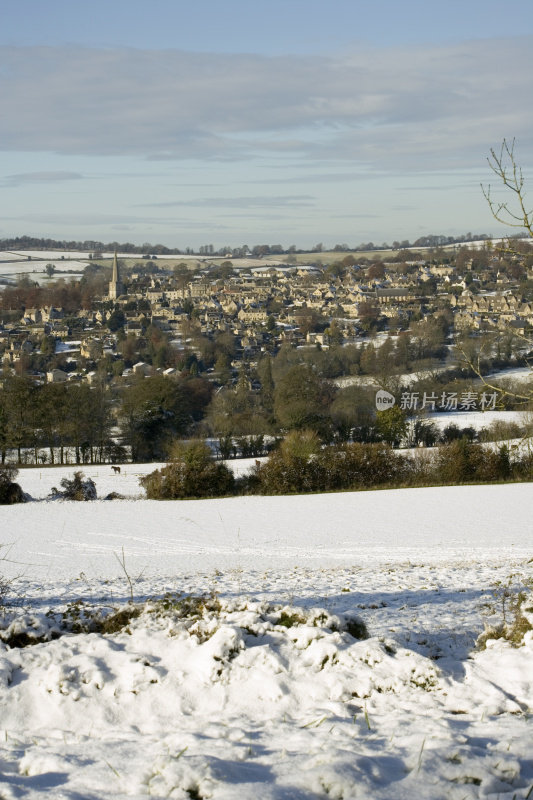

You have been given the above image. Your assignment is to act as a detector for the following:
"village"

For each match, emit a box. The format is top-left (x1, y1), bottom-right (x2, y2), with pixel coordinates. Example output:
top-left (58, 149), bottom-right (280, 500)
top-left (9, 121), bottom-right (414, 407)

top-left (1, 240), bottom-right (533, 386)
top-left (0, 240), bottom-right (531, 467)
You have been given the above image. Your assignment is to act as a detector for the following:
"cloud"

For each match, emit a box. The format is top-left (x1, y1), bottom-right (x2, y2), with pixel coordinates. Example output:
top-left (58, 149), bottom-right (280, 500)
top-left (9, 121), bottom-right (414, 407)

top-left (0, 38), bottom-right (531, 174)
top-left (395, 182), bottom-right (478, 192)
top-left (1, 170), bottom-right (84, 187)
top-left (2, 211), bottom-right (228, 230)
top-left (246, 172), bottom-right (376, 185)
top-left (138, 195), bottom-right (316, 209)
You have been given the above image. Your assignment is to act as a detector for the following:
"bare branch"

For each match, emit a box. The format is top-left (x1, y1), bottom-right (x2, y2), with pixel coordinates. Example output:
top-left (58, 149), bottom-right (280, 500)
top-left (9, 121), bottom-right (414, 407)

top-left (455, 340), bottom-right (532, 405)
top-left (481, 139), bottom-right (533, 238)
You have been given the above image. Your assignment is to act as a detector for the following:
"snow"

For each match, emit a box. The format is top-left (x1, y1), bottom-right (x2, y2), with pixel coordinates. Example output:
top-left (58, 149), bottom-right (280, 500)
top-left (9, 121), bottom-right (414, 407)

top-left (0, 260), bottom-right (87, 285)
top-left (14, 460), bottom-right (258, 501)
top-left (1, 475), bottom-right (532, 799)
top-left (427, 409), bottom-right (527, 431)
top-left (486, 366), bottom-right (533, 384)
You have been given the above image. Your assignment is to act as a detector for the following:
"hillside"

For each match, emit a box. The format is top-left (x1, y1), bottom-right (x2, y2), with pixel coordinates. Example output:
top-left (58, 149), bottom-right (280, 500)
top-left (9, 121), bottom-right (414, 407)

top-left (0, 480), bottom-right (532, 798)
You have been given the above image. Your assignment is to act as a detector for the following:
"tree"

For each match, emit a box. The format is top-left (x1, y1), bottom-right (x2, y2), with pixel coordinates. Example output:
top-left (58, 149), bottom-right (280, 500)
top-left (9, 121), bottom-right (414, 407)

top-left (45, 263), bottom-right (56, 278)
top-left (367, 262), bottom-right (385, 281)
top-left (2, 376), bottom-right (33, 462)
top-left (482, 139), bottom-right (533, 239)
top-left (358, 301), bottom-right (379, 332)
top-left (120, 375), bottom-right (200, 461)
top-left (375, 406), bottom-right (407, 448)
top-left (0, 399), bottom-right (8, 464)
top-left (274, 364), bottom-right (334, 436)
top-left (266, 314), bottom-right (276, 332)
top-left (206, 372), bottom-right (271, 437)
top-left (40, 335), bottom-right (56, 357)
top-left (257, 355), bottom-right (274, 413)
top-left (108, 308), bottom-right (126, 332)
top-left (329, 385), bottom-right (376, 441)
top-left (327, 320), bottom-right (343, 346)
top-left (214, 353), bottom-right (232, 385)
top-left (295, 309), bottom-right (326, 337)
top-left (458, 141), bottom-right (533, 403)
top-left (36, 383), bottom-right (68, 464)
top-left (63, 383), bottom-right (113, 464)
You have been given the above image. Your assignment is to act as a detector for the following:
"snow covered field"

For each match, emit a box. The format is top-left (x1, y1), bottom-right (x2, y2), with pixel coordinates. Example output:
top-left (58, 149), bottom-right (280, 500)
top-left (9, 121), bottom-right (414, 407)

top-left (428, 409), bottom-right (527, 432)
top-left (1, 476), bottom-right (532, 799)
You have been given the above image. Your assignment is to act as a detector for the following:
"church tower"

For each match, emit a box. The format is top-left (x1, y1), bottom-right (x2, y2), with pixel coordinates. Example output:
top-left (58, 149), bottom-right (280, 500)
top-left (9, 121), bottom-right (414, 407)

top-left (108, 252), bottom-right (124, 300)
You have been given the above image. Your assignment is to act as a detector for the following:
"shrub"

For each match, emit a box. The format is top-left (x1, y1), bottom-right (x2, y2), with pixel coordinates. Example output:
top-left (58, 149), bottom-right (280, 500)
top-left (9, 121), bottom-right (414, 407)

top-left (54, 471), bottom-right (97, 501)
top-left (319, 442), bottom-right (409, 490)
top-left (0, 466), bottom-right (26, 505)
top-left (375, 406), bottom-right (407, 447)
top-left (254, 430), bottom-right (326, 494)
top-left (410, 419), bottom-right (439, 448)
top-left (141, 440), bottom-right (235, 499)
top-left (255, 434), bottom-right (408, 495)
top-left (513, 450), bottom-right (533, 480)
top-left (478, 420), bottom-right (523, 443)
top-left (440, 424), bottom-right (477, 443)
top-left (478, 575), bottom-right (533, 649)
top-left (476, 444), bottom-right (512, 482)
top-left (435, 440), bottom-right (514, 484)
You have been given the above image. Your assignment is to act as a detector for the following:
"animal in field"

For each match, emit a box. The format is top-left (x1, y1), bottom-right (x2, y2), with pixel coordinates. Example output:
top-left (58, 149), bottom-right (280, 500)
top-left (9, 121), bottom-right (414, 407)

top-left (111, 465), bottom-right (121, 474)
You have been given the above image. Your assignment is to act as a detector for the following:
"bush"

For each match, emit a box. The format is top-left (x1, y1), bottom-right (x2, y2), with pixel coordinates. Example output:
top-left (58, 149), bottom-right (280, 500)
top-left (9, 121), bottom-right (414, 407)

top-left (141, 440), bottom-right (235, 499)
top-left (0, 466), bottom-right (26, 505)
top-left (410, 419), bottom-right (439, 448)
top-left (440, 423), bottom-right (477, 443)
top-left (478, 420), bottom-right (524, 442)
top-left (54, 471), bottom-right (97, 501)
top-left (435, 440), bottom-right (514, 484)
top-left (513, 450), bottom-right (533, 480)
top-left (255, 433), bottom-right (409, 495)
top-left (315, 442), bottom-right (408, 492)
top-left (254, 430), bottom-right (326, 494)
top-left (478, 575), bottom-right (533, 649)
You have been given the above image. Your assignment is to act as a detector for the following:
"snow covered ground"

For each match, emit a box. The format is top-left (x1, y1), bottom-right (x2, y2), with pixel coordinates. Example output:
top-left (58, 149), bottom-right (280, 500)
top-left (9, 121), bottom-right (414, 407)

top-left (427, 409), bottom-right (527, 431)
top-left (1, 476), bottom-right (532, 799)
top-left (486, 366), bottom-right (533, 385)
top-left (13, 460), bottom-right (258, 502)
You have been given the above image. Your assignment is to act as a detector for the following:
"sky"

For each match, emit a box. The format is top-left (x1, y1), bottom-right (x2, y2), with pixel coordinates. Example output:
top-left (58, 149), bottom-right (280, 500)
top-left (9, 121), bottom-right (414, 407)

top-left (1, 0), bottom-right (533, 251)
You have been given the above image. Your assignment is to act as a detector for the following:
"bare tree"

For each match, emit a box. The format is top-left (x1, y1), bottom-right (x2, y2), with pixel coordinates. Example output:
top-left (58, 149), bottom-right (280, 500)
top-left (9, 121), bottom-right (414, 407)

top-left (453, 141), bottom-right (533, 413)
top-left (481, 138), bottom-right (533, 238)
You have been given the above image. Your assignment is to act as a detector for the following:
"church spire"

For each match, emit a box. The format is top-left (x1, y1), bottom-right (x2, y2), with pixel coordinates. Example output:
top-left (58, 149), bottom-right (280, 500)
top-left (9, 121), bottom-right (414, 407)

top-left (112, 251), bottom-right (119, 283)
top-left (108, 251), bottom-right (124, 300)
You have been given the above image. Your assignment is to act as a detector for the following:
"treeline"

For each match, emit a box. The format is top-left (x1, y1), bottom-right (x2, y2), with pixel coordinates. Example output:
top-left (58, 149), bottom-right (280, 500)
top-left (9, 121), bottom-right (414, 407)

top-left (141, 433), bottom-right (533, 500)
top-left (252, 434), bottom-right (530, 494)
top-left (0, 236), bottom-right (183, 256)
top-left (1, 278), bottom-right (99, 316)
top-left (1, 325), bottom-right (526, 466)
top-left (0, 231), bottom-right (502, 258)
top-left (0, 374), bottom-right (212, 465)
top-left (0, 265), bottom-right (117, 319)
top-left (0, 365), bottom-right (463, 467)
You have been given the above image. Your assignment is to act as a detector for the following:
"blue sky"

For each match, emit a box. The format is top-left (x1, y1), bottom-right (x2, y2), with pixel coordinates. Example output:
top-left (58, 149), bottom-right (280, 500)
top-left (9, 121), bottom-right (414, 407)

top-left (1, 0), bottom-right (533, 250)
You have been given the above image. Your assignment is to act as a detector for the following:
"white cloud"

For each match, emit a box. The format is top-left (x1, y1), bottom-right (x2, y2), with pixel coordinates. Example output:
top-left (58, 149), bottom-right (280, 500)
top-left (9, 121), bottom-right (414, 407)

top-left (0, 38), bottom-right (531, 172)
top-left (2, 211), bottom-right (229, 230)
top-left (1, 170), bottom-right (84, 186)
top-left (139, 195), bottom-right (316, 209)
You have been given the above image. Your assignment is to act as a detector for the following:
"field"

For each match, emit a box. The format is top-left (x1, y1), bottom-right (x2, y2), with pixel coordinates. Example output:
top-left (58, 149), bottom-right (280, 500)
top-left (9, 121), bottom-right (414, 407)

top-left (0, 470), bottom-right (532, 799)
top-left (0, 247), bottom-right (409, 287)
